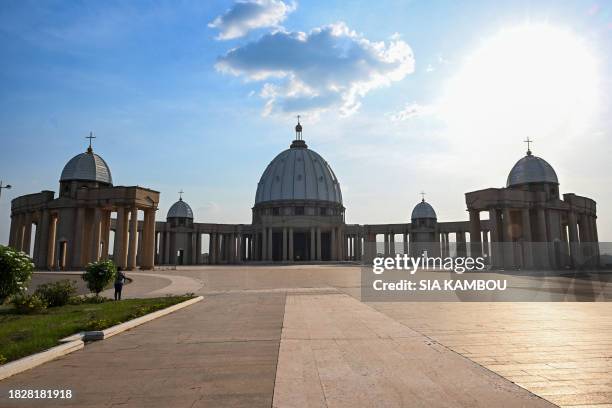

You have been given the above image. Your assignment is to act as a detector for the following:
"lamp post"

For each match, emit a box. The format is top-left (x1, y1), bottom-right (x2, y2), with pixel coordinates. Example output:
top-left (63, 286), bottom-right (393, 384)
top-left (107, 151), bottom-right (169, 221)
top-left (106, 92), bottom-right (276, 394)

top-left (0, 181), bottom-right (11, 235)
top-left (0, 180), bottom-right (11, 201)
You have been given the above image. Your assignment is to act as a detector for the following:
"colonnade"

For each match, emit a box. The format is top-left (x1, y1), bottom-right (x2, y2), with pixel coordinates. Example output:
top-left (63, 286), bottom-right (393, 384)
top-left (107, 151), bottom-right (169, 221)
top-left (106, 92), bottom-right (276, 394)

top-left (470, 207), bottom-right (599, 269)
top-left (9, 206), bottom-right (156, 270)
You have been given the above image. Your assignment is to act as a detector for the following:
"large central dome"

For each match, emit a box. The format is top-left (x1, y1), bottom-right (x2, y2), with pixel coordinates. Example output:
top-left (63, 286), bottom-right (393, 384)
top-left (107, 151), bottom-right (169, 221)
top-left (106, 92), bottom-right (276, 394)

top-left (255, 125), bottom-right (342, 205)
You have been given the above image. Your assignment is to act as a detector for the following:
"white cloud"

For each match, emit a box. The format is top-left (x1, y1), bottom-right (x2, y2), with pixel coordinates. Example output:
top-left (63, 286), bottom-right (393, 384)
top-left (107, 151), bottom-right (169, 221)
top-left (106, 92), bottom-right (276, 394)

top-left (209, 0), bottom-right (296, 40)
top-left (215, 22), bottom-right (414, 116)
top-left (389, 102), bottom-right (436, 121)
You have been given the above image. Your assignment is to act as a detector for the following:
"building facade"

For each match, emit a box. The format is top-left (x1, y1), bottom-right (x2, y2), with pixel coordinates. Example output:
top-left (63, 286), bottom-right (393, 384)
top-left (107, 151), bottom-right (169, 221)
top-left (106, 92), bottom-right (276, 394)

top-left (8, 123), bottom-right (599, 270)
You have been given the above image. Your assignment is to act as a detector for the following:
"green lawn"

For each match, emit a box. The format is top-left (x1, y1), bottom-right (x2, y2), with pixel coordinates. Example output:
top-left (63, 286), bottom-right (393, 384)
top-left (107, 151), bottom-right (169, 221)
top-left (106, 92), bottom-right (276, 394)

top-left (0, 295), bottom-right (193, 364)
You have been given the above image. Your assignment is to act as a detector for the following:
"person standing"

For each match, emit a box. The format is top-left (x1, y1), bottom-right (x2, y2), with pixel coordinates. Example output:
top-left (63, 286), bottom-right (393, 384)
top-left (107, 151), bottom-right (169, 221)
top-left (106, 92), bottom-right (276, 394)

top-left (114, 267), bottom-right (126, 301)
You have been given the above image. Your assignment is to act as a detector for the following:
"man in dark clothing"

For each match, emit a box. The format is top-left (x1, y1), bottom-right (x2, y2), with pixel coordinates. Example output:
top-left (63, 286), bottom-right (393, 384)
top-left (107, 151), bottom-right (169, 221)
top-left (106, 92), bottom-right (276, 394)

top-left (114, 268), bottom-right (126, 301)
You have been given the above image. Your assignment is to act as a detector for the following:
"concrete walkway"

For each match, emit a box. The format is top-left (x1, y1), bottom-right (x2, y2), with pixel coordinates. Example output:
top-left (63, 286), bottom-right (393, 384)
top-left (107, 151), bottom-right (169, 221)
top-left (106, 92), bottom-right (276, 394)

top-left (0, 293), bottom-right (285, 408)
top-left (2, 265), bottom-right (611, 407)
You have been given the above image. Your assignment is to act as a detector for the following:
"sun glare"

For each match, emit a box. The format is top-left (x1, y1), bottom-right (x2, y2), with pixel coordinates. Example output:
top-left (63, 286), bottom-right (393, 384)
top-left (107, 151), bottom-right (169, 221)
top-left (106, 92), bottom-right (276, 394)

top-left (440, 23), bottom-right (599, 148)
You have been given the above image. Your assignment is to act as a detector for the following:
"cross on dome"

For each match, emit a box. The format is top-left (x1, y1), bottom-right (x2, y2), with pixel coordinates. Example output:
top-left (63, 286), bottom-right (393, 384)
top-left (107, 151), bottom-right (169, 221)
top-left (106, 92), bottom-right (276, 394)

top-left (524, 137), bottom-right (533, 156)
top-left (85, 131), bottom-right (96, 153)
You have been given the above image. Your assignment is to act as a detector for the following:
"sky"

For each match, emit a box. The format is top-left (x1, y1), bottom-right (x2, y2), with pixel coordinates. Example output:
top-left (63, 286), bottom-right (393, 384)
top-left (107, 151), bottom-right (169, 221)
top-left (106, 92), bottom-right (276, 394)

top-left (0, 0), bottom-right (611, 243)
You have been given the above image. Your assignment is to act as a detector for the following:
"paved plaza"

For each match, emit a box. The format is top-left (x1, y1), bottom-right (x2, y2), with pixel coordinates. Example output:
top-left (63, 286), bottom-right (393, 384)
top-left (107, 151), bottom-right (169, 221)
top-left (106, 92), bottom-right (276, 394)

top-left (1, 265), bottom-right (611, 407)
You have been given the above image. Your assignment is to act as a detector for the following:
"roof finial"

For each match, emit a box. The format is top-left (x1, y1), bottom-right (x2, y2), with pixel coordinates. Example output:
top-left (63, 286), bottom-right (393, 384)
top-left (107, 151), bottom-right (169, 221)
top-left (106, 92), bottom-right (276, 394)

top-left (178, 189), bottom-right (184, 201)
top-left (85, 131), bottom-right (96, 153)
top-left (524, 137), bottom-right (533, 156)
top-left (420, 191), bottom-right (426, 202)
top-left (295, 115), bottom-right (303, 140)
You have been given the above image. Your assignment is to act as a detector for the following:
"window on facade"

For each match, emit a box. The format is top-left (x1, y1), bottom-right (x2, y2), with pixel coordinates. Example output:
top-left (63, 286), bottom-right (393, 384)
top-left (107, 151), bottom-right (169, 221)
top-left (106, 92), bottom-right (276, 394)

top-left (295, 206), bottom-right (304, 215)
top-left (320, 207), bottom-right (327, 216)
top-left (272, 207), bottom-right (280, 216)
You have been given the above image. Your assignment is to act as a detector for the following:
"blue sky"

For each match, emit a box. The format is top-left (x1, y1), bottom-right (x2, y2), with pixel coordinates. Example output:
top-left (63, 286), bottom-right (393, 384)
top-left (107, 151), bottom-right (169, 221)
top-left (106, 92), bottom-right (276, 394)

top-left (1, 0), bottom-right (611, 242)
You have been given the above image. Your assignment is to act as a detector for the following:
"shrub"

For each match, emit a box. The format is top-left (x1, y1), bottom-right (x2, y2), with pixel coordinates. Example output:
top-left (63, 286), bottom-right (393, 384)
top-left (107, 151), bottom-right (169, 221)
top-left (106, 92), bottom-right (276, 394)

top-left (82, 260), bottom-right (116, 296)
top-left (69, 295), bottom-right (108, 305)
top-left (84, 318), bottom-right (113, 331)
top-left (11, 293), bottom-right (48, 314)
top-left (34, 280), bottom-right (77, 307)
top-left (0, 245), bottom-right (35, 304)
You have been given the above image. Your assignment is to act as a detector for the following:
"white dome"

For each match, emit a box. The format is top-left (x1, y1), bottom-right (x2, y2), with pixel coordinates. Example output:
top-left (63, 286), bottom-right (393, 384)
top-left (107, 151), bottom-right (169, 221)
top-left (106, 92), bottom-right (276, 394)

top-left (255, 142), bottom-right (342, 205)
top-left (507, 152), bottom-right (558, 187)
top-left (167, 198), bottom-right (193, 219)
top-left (60, 150), bottom-right (112, 185)
top-left (411, 200), bottom-right (437, 220)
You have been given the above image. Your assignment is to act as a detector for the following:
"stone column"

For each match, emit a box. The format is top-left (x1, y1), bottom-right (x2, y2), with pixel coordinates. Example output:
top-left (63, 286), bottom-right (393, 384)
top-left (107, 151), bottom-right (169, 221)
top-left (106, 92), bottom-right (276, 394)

top-left (163, 231), bottom-right (170, 265)
top-left (468, 210), bottom-right (482, 258)
top-left (114, 208), bottom-right (129, 269)
top-left (502, 208), bottom-right (514, 268)
top-left (316, 227), bottom-right (322, 261)
top-left (331, 228), bottom-right (337, 261)
top-left (267, 228), bottom-right (273, 261)
top-left (169, 232), bottom-right (177, 265)
top-left (536, 208), bottom-right (550, 269)
top-left (488, 209), bottom-right (500, 268)
top-left (310, 227), bottom-right (316, 261)
top-left (579, 214), bottom-right (594, 266)
top-left (141, 209), bottom-right (155, 270)
top-left (8, 214), bottom-right (17, 248)
top-left (521, 208), bottom-right (534, 269)
top-left (238, 235), bottom-right (243, 262)
top-left (127, 207), bottom-right (138, 270)
top-left (288, 228), bottom-right (294, 261)
top-left (47, 214), bottom-right (58, 269)
top-left (21, 212), bottom-right (33, 256)
top-left (210, 233), bottom-right (217, 264)
top-left (16, 213), bottom-right (25, 251)
top-left (591, 216), bottom-right (600, 264)
top-left (282, 227), bottom-right (288, 261)
top-left (90, 208), bottom-right (102, 263)
top-left (72, 208), bottom-right (86, 268)
top-left (481, 230), bottom-right (489, 260)
top-left (383, 234), bottom-right (389, 256)
top-left (262, 228), bottom-right (268, 261)
top-left (36, 210), bottom-right (50, 269)
top-left (101, 211), bottom-right (111, 259)
top-left (195, 232), bottom-right (202, 264)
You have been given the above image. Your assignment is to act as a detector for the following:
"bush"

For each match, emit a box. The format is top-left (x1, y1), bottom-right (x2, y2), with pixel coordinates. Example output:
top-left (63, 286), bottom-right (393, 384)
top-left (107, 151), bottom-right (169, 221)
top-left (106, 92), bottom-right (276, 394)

top-left (82, 260), bottom-right (116, 296)
top-left (0, 245), bottom-right (35, 304)
top-left (0, 354), bottom-right (6, 365)
top-left (34, 280), bottom-right (77, 307)
top-left (84, 318), bottom-right (114, 331)
top-left (11, 293), bottom-right (48, 314)
top-left (68, 295), bottom-right (108, 305)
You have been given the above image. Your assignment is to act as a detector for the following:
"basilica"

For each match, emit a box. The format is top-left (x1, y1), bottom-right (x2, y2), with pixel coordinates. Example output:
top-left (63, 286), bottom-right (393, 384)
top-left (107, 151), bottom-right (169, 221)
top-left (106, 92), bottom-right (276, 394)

top-left (8, 122), bottom-right (600, 270)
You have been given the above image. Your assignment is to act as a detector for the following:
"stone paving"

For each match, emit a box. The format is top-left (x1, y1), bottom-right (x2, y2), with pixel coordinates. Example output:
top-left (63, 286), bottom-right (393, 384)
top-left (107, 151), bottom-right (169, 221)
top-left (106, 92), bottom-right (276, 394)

top-left (0, 292), bottom-right (285, 408)
top-left (1, 265), bottom-right (611, 407)
top-left (372, 302), bottom-right (612, 408)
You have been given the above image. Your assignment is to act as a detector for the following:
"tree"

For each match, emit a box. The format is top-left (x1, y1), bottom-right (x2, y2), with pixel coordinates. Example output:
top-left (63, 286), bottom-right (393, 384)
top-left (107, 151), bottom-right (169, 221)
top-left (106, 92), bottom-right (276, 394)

top-left (0, 245), bottom-right (35, 304)
top-left (82, 260), bottom-right (116, 296)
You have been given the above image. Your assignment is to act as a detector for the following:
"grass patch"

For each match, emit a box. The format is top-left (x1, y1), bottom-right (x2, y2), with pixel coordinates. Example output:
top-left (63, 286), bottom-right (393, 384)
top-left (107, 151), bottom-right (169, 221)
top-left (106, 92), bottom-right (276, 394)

top-left (0, 295), bottom-right (194, 364)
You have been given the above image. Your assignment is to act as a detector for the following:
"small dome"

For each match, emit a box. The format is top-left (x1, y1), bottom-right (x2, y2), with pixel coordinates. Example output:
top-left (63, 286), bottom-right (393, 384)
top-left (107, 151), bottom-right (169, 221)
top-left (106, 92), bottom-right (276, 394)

top-left (411, 200), bottom-right (437, 220)
top-left (507, 152), bottom-right (558, 187)
top-left (167, 198), bottom-right (194, 219)
top-left (255, 147), bottom-right (342, 205)
top-left (60, 150), bottom-right (112, 185)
